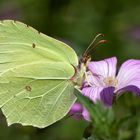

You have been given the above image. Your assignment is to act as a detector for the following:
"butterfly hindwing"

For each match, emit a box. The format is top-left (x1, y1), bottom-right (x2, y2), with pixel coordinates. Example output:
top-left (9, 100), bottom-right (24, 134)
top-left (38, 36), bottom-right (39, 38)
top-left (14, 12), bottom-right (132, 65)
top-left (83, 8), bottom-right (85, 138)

top-left (0, 77), bottom-right (76, 128)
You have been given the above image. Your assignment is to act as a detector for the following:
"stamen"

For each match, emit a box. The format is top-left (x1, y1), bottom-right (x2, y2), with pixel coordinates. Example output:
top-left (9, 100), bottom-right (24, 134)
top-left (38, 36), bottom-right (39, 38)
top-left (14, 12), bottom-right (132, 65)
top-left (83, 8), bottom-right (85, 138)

top-left (103, 76), bottom-right (118, 87)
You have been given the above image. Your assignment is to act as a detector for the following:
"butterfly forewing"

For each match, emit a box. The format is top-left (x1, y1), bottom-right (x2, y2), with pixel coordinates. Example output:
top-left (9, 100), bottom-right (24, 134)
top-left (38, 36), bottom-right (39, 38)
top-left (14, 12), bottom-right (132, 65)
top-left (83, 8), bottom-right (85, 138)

top-left (0, 20), bottom-right (78, 128)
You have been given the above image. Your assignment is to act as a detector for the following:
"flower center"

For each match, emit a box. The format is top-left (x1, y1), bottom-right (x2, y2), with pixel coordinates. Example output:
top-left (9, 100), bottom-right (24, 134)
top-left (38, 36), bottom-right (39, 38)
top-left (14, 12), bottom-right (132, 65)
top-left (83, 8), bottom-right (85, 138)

top-left (103, 76), bottom-right (118, 87)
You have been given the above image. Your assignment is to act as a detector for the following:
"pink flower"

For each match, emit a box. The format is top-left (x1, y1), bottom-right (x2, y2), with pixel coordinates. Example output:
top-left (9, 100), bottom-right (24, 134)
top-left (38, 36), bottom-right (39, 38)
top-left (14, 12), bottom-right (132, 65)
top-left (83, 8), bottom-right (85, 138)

top-left (71, 57), bottom-right (140, 121)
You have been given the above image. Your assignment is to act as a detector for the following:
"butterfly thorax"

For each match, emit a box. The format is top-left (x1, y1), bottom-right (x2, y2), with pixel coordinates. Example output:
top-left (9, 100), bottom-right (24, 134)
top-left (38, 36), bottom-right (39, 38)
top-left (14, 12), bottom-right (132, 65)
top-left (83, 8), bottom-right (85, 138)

top-left (71, 55), bottom-right (91, 89)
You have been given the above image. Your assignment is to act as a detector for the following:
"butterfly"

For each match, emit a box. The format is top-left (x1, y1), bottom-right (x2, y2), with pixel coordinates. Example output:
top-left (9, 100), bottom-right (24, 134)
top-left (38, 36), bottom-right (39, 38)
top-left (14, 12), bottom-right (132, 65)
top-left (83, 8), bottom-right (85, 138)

top-left (0, 20), bottom-right (105, 128)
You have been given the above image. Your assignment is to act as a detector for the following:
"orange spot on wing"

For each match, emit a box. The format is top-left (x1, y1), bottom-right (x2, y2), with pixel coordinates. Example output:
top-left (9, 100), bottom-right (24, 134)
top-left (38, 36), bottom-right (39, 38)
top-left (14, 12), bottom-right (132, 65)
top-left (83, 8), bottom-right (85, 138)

top-left (25, 86), bottom-right (32, 92)
top-left (32, 43), bottom-right (36, 48)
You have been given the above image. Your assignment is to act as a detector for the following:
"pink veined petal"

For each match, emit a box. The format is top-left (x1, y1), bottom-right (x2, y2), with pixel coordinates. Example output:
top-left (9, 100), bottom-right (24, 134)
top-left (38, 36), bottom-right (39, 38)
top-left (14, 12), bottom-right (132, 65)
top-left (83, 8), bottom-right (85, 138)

top-left (116, 59), bottom-right (140, 91)
top-left (82, 87), bottom-right (103, 103)
top-left (81, 87), bottom-right (102, 122)
top-left (88, 57), bottom-right (117, 79)
top-left (82, 107), bottom-right (90, 121)
top-left (82, 86), bottom-right (115, 106)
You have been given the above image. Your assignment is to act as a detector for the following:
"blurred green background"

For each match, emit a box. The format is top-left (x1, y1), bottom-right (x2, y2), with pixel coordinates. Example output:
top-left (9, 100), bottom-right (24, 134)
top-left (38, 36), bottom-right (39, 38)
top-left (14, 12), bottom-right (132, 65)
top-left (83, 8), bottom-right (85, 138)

top-left (0, 0), bottom-right (140, 139)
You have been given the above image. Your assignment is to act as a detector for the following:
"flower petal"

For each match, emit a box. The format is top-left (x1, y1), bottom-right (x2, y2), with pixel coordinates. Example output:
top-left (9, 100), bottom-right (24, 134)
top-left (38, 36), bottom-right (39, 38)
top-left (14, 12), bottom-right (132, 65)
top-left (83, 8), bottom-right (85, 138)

top-left (82, 86), bottom-right (115, 106)
top-left (88, 57), bottom-right (117, 79)
top-left (116, 60), bottom-right (140, 92)
top-left (117, 85), bottom-right (140, 97)
top-left (81, 87), bottom-right (102, 121)
top-left (82, 87), bottom-right (103, 102)
top-left (82, 107), bottom-right (90, 121)
top-left (100, 87), bottom-right (115, 106)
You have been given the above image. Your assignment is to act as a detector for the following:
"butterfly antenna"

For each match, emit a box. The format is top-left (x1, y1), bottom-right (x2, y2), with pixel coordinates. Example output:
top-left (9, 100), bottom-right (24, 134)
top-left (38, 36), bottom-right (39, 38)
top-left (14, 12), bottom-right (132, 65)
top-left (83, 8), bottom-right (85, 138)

top-left (86, 39), bottom-right (107, 54)
top-left (83, 33), bottom-right (104, 57)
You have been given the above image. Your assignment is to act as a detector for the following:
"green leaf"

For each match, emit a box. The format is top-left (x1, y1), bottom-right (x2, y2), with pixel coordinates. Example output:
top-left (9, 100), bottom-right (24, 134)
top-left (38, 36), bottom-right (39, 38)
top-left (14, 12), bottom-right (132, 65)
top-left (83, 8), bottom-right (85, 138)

top-left (0, 20), bottom-right (79, 128)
